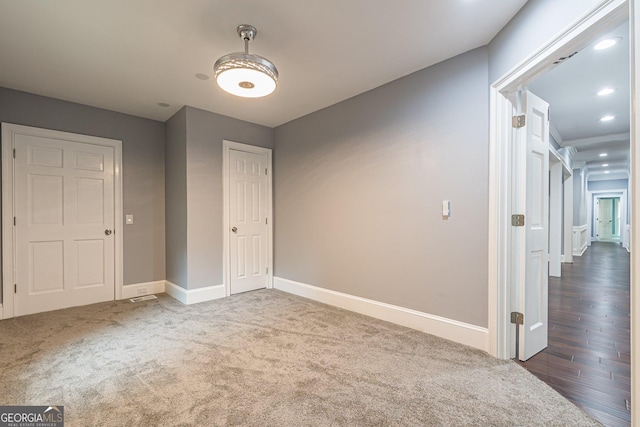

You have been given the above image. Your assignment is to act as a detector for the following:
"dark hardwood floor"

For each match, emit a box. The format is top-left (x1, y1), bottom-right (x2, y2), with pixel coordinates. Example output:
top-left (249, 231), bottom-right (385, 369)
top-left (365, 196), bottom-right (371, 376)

top-left (518, 241), bottom-right (631, 427)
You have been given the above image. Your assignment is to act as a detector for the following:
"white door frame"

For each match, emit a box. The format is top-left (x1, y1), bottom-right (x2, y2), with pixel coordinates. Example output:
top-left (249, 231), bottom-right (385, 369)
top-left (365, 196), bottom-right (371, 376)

top-left (222, 140), bottom-right (273, 297)
top-left (488, 0), bottom-right (630, 357)
top-left (588, 190), bottom-right (627, 242)
top-left (1, 123), bottom-right (124, 319)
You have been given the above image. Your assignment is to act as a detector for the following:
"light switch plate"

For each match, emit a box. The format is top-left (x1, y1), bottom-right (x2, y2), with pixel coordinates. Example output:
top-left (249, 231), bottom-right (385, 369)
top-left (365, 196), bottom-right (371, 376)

top-left (442, 200), bottom-right (450, 218)
top-left (125, 214), bottom-right (134, 225)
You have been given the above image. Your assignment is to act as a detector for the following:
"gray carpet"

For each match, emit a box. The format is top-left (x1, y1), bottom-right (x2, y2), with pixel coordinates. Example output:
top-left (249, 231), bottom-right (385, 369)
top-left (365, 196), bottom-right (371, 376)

top-left (0, 290), bottom-right (600, 426)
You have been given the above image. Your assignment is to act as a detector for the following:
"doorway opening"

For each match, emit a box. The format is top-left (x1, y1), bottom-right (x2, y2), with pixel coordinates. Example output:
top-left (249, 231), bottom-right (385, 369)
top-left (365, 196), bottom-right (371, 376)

top-left (595, 196), bottom-right (622, 241)
top-left (487, 0), bottom-right (635, 425)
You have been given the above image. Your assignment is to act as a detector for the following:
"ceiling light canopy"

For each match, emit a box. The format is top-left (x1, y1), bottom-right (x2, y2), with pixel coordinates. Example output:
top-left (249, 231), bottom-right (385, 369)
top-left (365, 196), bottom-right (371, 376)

top-left (214, 25), bottom-right (278, 98)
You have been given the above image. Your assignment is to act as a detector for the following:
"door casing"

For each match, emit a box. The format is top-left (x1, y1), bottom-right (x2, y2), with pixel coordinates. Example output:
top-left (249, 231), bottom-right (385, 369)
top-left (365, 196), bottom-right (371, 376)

top-left (589, 191), bottom-right (627, 242)
top-left (1, 123), bottom-right (123, 319)
top-left (488, 1), bottom-right (637, 421)
top-left (222, 140), bottom-right (273, 297)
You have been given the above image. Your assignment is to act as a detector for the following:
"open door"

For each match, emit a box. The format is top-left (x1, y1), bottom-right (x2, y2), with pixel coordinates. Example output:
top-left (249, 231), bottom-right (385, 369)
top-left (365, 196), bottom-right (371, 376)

top-left (514, 90), bottom-right (550, 361)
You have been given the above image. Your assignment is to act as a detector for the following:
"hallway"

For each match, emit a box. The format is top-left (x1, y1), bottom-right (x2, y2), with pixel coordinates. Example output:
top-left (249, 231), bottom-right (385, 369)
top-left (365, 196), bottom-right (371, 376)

top-left (519, 242), bottom-right (631, 426)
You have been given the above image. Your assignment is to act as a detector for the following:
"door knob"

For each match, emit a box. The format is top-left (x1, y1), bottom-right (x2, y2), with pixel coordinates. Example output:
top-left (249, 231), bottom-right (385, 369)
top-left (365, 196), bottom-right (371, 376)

top-left (231, 227), bottom-right (238, 233)
top-left (105, 229), bottom-right (112, 235)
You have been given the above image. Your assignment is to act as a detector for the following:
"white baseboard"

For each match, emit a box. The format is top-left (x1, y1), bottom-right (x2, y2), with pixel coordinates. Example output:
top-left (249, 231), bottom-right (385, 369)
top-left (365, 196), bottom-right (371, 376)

top-left (165, 281), bottom-right (225, 305)
top-left (273, 277), bottom-right (489, 353)
top-left (573, 246), bottom-right (587, 257)
top-left (121, 280), bottom-right (166, 299)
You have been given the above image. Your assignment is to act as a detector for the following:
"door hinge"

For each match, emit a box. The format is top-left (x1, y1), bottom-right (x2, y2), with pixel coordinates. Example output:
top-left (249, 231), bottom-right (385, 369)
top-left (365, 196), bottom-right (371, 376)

top-left (265, 168), bottom-right (268, 175)
top-left (13, 217), bottom-right (16, 226)
top-left (512, 115), bottom-right (526, 128)
top-left (12, 148), bottom-right (16, 158)
top-left (511, 214), bottom-right (525, 227)
top-left (266, 267), bottom-right (269, 274)
top-left (510, 312), bottom-right (524, 325)
top-left (265, 218), bottom-right (268, 225)
top-left (14, 284), bottom-right (17, 294)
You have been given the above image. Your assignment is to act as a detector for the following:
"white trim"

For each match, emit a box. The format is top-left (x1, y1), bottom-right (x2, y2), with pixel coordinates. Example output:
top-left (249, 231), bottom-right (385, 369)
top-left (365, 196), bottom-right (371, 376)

top-left (165, 281), bottom-right (225, 305)
top-left (549, 121), bottom-right (563, 146)
top-left (632, 3), bottom-right (640, 423)
top-left (120, 281), bottom-right (166, 299)
top-left (274, 277), bottom-right (489, 352)
top-left (222, 140), bottom-right (273, 297)
top-left (572, 225), bottom-right (589, 256)
top-left (1, 123), bottom-right (123, 319)
top-left (563, 174), bottom-right (574, 264)
top-left (563, 132), bottom-right (630, 147)
top-left (587, 189), bottom-right (627, 244)
top-left (488, 0), bottom-right (629, 360)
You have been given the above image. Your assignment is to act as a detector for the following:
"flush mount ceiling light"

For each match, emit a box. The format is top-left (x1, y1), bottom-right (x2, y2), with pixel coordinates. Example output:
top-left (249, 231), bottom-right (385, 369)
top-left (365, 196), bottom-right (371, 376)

top-left (214, 25), bottom-right (278, 98)
top-left (599, 153), bottom-right (608, 157)
top-left (600, 115), bottom-right (615, 122)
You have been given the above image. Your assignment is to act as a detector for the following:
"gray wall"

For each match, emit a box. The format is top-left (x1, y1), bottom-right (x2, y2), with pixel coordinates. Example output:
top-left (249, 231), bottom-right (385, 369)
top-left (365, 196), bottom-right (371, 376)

top-left (588, 178), bottom-right (628, 192)
top-left (573, 167), bottom-right (590, 226)
top-left (274, 47), bottom-right (489, 327)
top-left (0, 87), bottom-right (165, 288)
top-left (165, 107), bottom-right (188, 288)
top-left (164, 106), bottom-right (274, 290)
top-left (489, 0), bottom-right (606, 82)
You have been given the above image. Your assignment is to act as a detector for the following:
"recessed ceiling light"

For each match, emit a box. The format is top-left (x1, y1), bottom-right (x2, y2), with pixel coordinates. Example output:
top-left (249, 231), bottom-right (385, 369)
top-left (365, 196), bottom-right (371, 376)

top-left (602, 164), bottom-right (609, 167)
top-left (594, 37), bottom-right (621, 50)
top-left (604, 171), bottom-right (610, 174)
top-left (157, 102), bottom-right (171, 108)
top-left (597, 88), bottom-right (615, 96)
top-left (600, 115), bottom-right (615, 122)
top-left (195, 73), bottom-right (210, 80)
top-left (599, 153), bottom-right (608, 157)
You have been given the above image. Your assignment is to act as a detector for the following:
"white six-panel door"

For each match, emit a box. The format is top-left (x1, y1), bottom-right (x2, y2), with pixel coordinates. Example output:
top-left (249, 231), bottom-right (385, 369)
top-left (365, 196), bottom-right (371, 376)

top-left (4, 125), bottom-right (118, 316)
top-left (229, 148), bottom-right (269, 294)
top-left (597, 198), bottom-right (614, 240)
top-left (516, 90), bottom-right (550, 361)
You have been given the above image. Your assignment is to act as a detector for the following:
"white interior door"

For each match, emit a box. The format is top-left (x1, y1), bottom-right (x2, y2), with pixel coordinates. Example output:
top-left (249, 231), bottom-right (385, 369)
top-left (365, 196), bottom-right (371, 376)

top-left (229, 148), bottom-right (269, 294)
top-left (13, 133), bottom-right (115, 316)
top-left (516, 90), bottom-right (550, 361)
top-left (597, 198), bottom-right (613, 240)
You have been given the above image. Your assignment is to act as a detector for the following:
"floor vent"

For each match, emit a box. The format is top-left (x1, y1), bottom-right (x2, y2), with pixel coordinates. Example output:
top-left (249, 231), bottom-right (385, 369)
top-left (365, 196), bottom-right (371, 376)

top-left (130, 295), bottom-right (158, 303)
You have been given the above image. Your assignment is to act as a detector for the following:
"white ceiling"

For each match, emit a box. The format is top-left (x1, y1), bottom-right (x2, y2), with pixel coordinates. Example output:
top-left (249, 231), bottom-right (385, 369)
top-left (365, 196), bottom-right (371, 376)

top-left (528, 22), bottom-right (630, 182)
top-left (0, 0), bottom-right (527, 127)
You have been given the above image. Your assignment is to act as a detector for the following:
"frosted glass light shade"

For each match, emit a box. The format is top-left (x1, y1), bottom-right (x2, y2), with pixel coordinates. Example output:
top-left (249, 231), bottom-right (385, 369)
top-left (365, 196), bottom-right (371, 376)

top-left (214, 52), bottom-right (278, 98)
